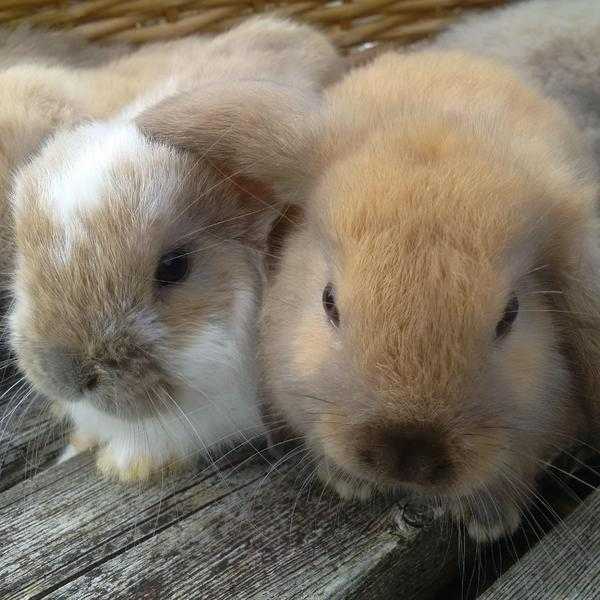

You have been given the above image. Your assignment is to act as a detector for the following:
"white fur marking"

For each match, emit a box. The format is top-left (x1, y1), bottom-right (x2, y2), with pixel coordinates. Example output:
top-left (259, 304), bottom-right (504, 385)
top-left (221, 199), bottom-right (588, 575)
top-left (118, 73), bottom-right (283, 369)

top-left (64, 284), bottom-right (264, 479)
top-left (47, 122), bottom-right (147, 226)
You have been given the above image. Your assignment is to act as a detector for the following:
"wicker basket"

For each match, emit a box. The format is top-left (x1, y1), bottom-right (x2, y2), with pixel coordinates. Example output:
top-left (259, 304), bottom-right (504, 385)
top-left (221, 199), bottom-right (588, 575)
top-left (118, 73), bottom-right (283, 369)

top-left (1, 0), bottom-right (509, 55)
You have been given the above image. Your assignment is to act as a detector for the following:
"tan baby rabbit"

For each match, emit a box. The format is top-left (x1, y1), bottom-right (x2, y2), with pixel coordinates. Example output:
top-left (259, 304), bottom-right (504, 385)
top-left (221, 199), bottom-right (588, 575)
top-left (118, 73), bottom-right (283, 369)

top-left (237, 37), bottom-right (600, 540)
top-left (9, 17), bottom-right (344, 482)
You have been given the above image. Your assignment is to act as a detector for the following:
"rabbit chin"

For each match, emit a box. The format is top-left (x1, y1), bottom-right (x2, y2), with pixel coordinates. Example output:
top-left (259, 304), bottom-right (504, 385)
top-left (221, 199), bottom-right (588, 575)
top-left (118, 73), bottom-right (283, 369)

top-left (57, 287), bottom-right (264, 482)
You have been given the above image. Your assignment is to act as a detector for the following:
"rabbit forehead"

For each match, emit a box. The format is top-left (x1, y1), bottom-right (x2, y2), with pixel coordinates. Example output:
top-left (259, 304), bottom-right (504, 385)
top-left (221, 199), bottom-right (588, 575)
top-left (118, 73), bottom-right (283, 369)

top-left (315, 122), bottom-right (568, 263)
top-left (47, 123), bottom-right (152, 226)
top-left (13, 122), bottom-right (199, 262)
top-left (309, 136), bottom-right (574, 378)
top-left (15, 121), bottom-right (185, 227)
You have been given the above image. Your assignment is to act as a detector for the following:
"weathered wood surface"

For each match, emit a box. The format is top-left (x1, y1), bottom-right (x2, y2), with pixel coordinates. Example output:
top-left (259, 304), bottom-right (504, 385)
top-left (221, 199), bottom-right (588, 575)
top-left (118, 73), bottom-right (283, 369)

top-left (0, 396), bottom-right (64, 493)
top-left (480, 488), bottom-right (600, 600)
top-left (0, 457), bottom-right (454, 600)
top-left (1, 393), bottom-right (599, 599)
top-left (0, 424), bottom-right (458, 600)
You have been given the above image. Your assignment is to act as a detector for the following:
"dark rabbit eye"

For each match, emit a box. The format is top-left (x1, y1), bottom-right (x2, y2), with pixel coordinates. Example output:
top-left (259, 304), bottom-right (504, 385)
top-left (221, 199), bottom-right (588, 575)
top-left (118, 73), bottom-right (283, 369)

top-left (496, 294), bottom-right (519, 339)
top-left (156, 249), bottom-right (189, 287)
top-left (322, 283), bottom-right (340, 327)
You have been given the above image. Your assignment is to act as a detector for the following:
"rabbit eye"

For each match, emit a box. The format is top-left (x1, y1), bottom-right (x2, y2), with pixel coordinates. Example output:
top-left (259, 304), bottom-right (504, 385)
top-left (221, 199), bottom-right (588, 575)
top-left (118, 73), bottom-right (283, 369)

top-left (156, 249), bottom-right (189, 287)
top-left (322, 283), bottom-right (340, 327)
top-left (496, 294), bottom-right (519, 339)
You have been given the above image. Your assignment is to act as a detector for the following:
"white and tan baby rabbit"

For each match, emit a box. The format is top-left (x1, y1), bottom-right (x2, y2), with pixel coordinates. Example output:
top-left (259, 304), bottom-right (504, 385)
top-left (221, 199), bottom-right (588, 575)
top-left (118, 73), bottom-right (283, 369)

top-left (9, 17), bottom-right (344, 482)
top-left (241, 10), bottom-right (600, 542)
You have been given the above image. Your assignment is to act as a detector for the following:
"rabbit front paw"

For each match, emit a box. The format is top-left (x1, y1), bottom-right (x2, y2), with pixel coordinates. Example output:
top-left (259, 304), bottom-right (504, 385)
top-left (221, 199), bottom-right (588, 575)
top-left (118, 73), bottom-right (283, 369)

top-left (95, 444), bottom-right (182, 484)
top-left (57, 433), bottom-right (97, 464)
top-left (317, 459), bottom-right (375, 502)
top-left (450, 499), bottom-right (522, 543)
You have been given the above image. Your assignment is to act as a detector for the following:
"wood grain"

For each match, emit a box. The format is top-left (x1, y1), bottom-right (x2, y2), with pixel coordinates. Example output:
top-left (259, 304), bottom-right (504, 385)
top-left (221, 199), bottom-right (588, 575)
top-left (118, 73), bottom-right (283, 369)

top-left (1, 383), bottom-right (597, 599)
top-left (478, 488), bottom-right (600, 600)
top-left (0, 450), bottom-right (457, 599)
top-left (0, 389), bottom-right (65, 493)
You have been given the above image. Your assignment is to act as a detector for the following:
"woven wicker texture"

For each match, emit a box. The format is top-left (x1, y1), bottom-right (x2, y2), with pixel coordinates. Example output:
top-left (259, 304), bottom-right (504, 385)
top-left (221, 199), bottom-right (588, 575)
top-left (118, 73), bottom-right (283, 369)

top-left (1, 0), bottom-right (509, 52)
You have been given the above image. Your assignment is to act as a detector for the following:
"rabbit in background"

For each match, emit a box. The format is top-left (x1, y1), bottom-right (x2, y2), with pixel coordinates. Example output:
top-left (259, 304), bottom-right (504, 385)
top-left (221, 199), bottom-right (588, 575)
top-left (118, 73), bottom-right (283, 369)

top-left (427, 0), bottom-right (600, 164)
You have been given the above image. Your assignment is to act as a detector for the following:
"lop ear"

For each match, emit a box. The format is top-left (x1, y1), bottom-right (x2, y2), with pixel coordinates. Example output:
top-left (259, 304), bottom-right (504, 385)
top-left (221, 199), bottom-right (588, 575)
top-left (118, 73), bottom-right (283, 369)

top-left (137, 80), bottom-right (322, 204)
top-left (550, 205), bottom-right (600, 444)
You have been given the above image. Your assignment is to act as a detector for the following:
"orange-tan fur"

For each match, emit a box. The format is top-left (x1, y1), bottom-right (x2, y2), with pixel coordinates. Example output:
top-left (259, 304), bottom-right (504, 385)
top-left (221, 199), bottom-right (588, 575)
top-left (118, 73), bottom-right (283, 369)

top-left (259, 51), bottom-right (600, 541)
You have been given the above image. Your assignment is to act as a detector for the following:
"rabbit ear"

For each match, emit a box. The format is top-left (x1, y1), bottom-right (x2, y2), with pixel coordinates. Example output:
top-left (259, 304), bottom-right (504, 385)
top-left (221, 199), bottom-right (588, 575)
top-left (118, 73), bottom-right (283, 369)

top-left (550, 210), bottom-right (600, 442)
top-left (136, 80), bottom-right (322, 206)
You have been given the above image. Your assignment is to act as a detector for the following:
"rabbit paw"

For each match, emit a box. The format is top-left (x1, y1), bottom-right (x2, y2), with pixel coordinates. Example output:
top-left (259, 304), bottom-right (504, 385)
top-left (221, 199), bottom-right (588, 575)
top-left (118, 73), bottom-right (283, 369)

top-left (317, 460), bottom-right (375, 502)
top-left (57, 433), bottom-right (97, 464)
top-left (95, 444), bottom-right (181, 484)
top-left (450, 500), bottom-right (522, 543)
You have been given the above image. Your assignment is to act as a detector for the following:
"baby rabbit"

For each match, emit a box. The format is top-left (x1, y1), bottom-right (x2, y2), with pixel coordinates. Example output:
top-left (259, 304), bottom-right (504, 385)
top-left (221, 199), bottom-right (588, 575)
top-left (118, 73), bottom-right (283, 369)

top-left (428, 0), bottom-right (600, 163)
top-left (1, 16), bottom-right (341, 280)
top-left (9, 17), bottom-right (344, 482)
top-left (256, 34), bottom-right (600, 540)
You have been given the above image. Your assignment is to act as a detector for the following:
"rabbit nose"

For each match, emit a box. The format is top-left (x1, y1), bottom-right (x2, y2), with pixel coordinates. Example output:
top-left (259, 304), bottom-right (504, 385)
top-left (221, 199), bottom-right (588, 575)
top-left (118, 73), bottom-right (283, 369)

top-left (37, 349), bottom-right (99, 397)
top-left (81, 368), bottom-right (100, 392)
top-left (360, 423), bottom-right (453, 486)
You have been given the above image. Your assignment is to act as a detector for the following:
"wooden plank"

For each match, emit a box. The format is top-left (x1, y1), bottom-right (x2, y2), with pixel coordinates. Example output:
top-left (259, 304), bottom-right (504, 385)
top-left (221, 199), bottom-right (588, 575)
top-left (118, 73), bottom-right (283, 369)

top-left (478, 488), bottom-right (600, 600)
top-left (0, 405), bottom-right (64, 493)
top-left (0, 450), bottom-right (458, 599)
top-left (0, 379), bottom-right (66, 493)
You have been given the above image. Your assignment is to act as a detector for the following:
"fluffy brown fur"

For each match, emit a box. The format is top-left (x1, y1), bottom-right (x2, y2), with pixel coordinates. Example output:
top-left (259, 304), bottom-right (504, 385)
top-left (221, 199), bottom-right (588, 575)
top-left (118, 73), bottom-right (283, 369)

top-left (250, 50), bottom-right (600, 542)
top-left (0, 31), bottom-right (195, 281)
top-left (14, 140), bottom-right (251, 415)
top-left (427, 0), bottom-right (600, 164)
